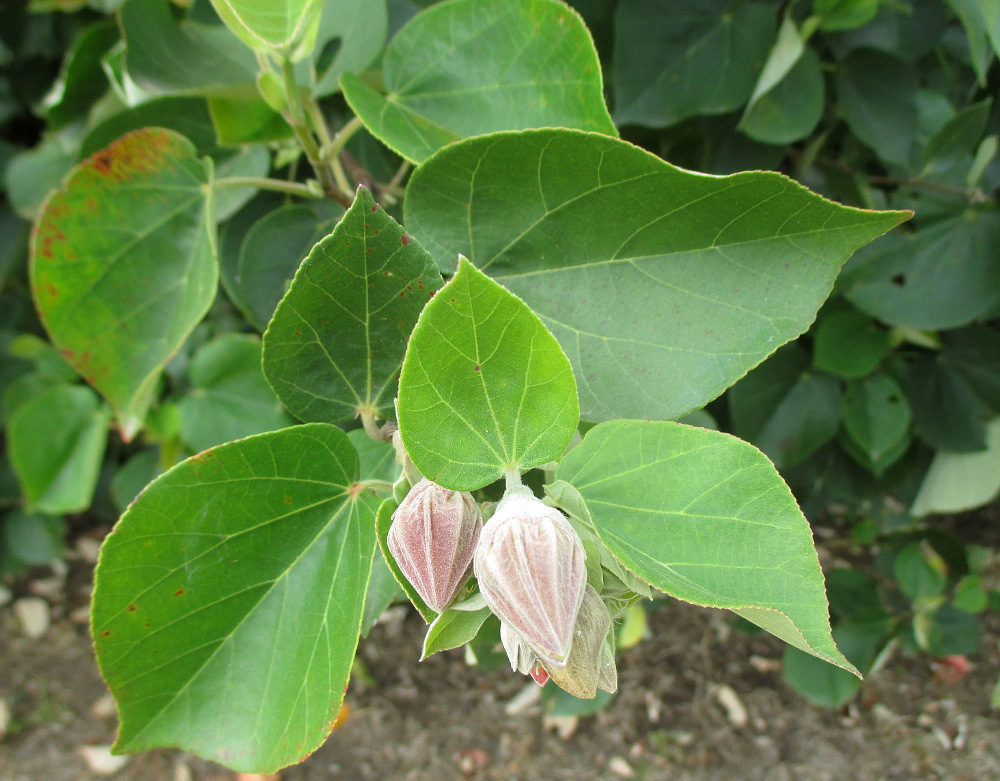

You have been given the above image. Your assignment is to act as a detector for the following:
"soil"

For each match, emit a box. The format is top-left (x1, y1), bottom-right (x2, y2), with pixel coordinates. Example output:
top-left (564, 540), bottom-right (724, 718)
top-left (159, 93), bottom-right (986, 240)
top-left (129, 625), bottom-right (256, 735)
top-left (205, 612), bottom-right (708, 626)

top-left (2, 535), bottom-right (999, 781)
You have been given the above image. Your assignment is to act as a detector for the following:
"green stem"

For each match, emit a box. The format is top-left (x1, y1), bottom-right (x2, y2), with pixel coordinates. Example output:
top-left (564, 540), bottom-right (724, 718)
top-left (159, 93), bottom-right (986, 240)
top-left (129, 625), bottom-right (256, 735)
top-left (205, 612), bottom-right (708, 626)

top-left (212, 176), bottom-right (322, 198)
top-left (357, 479), bottom-right (394, 496)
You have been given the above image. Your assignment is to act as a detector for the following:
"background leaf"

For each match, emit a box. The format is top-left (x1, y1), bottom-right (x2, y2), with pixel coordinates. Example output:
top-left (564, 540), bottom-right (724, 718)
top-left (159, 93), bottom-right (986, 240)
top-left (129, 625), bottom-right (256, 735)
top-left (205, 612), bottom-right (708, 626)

top-left (31, 128), bottom-right (217, 438)
top-left (341, 0), bottom-right (616, 163)
top-left (209, 0), bottom-right (324, 54)
top-left (613, 0), bottom-right (775, 128)
top-left (405, 128), bottom-right (909, 422)
top-left (397, 257), bottom-right (580, 490)
top-left (92, 424), bottom-right (378, 773)
top-left (263, 186), bottom-right (443, 424)
top-left (557, 419), bottom-right (857, 673)
top-left (311, 0), bottom-right (388, 98)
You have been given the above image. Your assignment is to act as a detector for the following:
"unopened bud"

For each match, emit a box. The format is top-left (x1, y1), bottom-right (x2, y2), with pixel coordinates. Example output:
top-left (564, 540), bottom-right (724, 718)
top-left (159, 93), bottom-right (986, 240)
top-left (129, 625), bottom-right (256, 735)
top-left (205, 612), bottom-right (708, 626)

top-left (388, 478), bottom-right (482, 613)
top-left (474, 488), bottom-right (586, 667)
top-left (546, 584), bottom-right (618, 699)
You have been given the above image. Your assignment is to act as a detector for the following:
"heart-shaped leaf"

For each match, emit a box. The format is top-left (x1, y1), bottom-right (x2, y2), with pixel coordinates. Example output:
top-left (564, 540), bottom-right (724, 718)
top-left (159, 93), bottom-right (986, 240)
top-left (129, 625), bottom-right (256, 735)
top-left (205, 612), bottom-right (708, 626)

top-left (263, 186), bottom-right (443, 424)
top-left (92, 423), bottom-right (379, 772)
top-left (397, 257), bottom-right (579, 490)
top-left (340, 0), bottom-right (616, 164)
top-left (31, 127), bottom-right (217, 439)
top-left (557, 419), bottom-right (857, 674)
top-left (404, 128), bottom-right (910, 422)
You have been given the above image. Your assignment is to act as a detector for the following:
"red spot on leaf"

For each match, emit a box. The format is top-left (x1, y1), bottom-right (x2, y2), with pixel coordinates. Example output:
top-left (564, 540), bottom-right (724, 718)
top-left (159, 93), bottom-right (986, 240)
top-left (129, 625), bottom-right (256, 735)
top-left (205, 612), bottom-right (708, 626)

top-left (293, 331), bottom-right (302, 337)
top-left (401, 234), bottom-right (409, 245)
top-left (173, 589), bottom-right (185, 597)
top-left (101, 630), bottom-right (111, 638)
top-left (371, 204), bottom-right (378, 211)
top-left (473, 365), bottom-right (481, 372)
top-left (285, 496), bottom-right (292, 503)
top-left (127, 604), bottom-right (137, 612)
top-left (417, 280), bottom-right (424, 289)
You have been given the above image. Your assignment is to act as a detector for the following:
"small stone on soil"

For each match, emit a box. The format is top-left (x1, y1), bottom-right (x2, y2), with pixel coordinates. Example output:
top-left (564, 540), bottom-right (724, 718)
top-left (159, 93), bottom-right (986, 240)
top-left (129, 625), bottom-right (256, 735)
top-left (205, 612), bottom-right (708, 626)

top-left (13, 597), bottom-right (50, 640)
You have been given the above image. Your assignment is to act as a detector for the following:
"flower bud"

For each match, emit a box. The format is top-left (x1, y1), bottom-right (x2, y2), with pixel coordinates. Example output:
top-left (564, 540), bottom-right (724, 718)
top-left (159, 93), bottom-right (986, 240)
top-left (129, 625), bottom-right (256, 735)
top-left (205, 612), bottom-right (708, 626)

top-left (474, 488), bottom-right (586, 667)
top-left (546, 585), bottom-right (618, 699)
top-left (388, 478), bottom-right (482, 613)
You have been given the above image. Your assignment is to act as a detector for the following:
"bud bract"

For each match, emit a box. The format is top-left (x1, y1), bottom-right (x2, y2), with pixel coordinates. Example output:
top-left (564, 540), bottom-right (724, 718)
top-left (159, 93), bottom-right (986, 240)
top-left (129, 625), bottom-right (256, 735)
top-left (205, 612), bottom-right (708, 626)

top-left (546, 585), bottom-right (618, 699)
top-left (474, 488), bottom-right (586, 667)
top-left (388, 478), bottom-right (482, 613)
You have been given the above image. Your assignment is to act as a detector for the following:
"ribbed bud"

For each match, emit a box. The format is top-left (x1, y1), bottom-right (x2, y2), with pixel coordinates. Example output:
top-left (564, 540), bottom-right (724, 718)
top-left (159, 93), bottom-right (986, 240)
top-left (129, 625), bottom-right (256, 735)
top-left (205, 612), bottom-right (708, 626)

top-left (546, 585), bottom-right (618, 699)
top-left (474, 488), bottom-right (587, 667)
top-left (388, 478), bottom-right (482, 613)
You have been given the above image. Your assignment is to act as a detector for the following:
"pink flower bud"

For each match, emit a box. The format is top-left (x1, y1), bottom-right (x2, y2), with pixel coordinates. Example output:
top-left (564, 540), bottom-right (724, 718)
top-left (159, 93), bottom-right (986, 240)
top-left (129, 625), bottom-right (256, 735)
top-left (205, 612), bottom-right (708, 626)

top-left (474, 488), bottom-right (586, 667)
top-left (388, 478), bottom-right (482, 613)
top-left (546, 585), bottom-right (618, 699)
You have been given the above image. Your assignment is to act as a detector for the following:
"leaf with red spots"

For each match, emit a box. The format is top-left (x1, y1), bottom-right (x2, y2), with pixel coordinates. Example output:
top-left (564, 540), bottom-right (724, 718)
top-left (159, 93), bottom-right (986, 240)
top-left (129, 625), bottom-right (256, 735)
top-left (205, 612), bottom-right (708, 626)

top-left (91, 424), bottom-right (378, 773)
top-left (262, 186), bottom-right (443, 425)
top-left (30, 127), bottom-right (217, 439)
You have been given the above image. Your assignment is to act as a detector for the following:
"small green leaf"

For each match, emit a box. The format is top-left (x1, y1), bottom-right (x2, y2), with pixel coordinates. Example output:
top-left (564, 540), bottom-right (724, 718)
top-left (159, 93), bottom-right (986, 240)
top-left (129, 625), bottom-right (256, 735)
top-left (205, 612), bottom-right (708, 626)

top-left (92, 424), bottom-right (378, 773)
top-left (178, 333), bottom-right (294, 452)
top-left (3, 510), bottom-right (65, 565)
top-left (6, 127), bottom-right (82, 220)
top-left (397, 257), bottom-right (580, 490)
top-left (914, 603), bottom-right (980, 657)
top-left (728, 344), bottom-right (843, 470)
top-left (422, 601), bottom-right (492, 659)
top-left (263, 186), bottom-right (442, 424)
top-left (44, 20), bottom-right (119, 130)
top-left (557, 419), bottom-right (857, 674)
top-left (742, 15), bottom-right (804, 118)
top-left (80, 96), bottom-right (219, 159)
top-left (31, 128), bottom-right (217, 438)
top-left (340, 0), bottom-right (615, 164)
top-left (8, 384), bottom-right (110, 514)
top-left (208, 96), bottom-right (294, 146)
top-left (405, 128), bottom-right (909, 422)
top-left (920, 98), bottom-right (992, 170)
top-left (840, 373), bottom-right (911, 475)
top-left (311, 0), bottom-right (388, 98)
top-left (613, 0), bottom-right (774, 127)
top-left (842, 212), bottom-right (1000, 330)
top-left (812, 307), bottom-right (890, 379)
top-left (739, 47), bottom-right (824, 145)
top-left (815, 0), bottom-right (880, 31)
top-left (894, 542), bottom-right (947, 601)
top-left (910, 417), bottom-right (1000, 517)
top-left (122, 0), bottom-right (259, 98)
top-left (209, 0), bottom-right (324, 55)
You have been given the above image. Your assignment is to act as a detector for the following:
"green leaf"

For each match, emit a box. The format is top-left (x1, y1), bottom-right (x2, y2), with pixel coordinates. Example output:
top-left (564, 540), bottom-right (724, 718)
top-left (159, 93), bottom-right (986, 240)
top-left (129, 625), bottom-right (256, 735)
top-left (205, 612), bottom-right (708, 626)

top-left (920, 98), bottom-right (992, 170)
top-left (209, 0), bottom-right (324, 55)
top-left (31, 128), bottom-right (217, 439)
top-left (945, 0), bottom-right (995, 84)
top-left (397, 257), bottom-right (580, 490)
top-left (43, 20), bottom-right (118, 130)
top-left (346, 428), bottom-right (398, 484)
top-left (742, 15), bottom-right (804, 119)
top-left (894, 542), bottom-right (947, 601)
top-left (263, 186), bottom-right (442, 424)
top-left (122, 0), bottom-right (259, 98)
top-left (910, 417), bottom-right (1000, 516)
top-left (237, 204), bottom-right (329, 331)
top-left (6, 127), bottom-right (82, 220)
top-left (728, 344), bottom-right (842, 470)
top-left (421, 600), bottom-right (492, 659)
top-left (840, 373), bottom-right (911, 475)
top-left (340, 0), bottom-right (615, 164)
top-left (812, 307), bottom-right (890, 379)
top-left (915, 603), bottom-right (980, 656)
top-left (842, 211), bottom-right (1000, 330)
top-left (311, 0), bottom-right (388, 98)
top-left (208, 96), bottom-right (294, 146)
top-left (739, 46), bottom-right (824, 145)
top-left (110, 449), bottom-right (161, 513)
top-left (361, 547), bottom-right (402, 636)
top-left (80, 96), bottom-right (219, 159)
top-left (405, 128), bottom-right (910, 422)
top-left (8, 384), bottom-right (110, 514)
top-left (3, 510), bottom-right (65, 565)
top-left (612, 0), bottom-right (775, 128)
top-left (211, 146), bottom-right (271, 223)
top-left (92, 424), bottom-right (378, 773)
top-left (835, 48), bottom-right (918, 167)
top-left (815, 0), bottom-right (880, 31)
top-left (178, 333), bottom-right (294, 452)
top-left (557, 419), bottom-right (857, 674)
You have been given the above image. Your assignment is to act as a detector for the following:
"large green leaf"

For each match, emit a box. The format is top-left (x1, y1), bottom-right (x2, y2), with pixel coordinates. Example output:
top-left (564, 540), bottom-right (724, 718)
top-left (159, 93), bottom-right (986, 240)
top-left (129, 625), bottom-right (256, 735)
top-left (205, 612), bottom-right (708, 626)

top-left (92, 424), bottom-right (378, 773)
top-left (311, 0), bottom-right (388, 98)
top-left (397, 257), bottom-right (580, 490)
top-left (841, 211), bottom-right (1000, 330)
top-left (557, 419), bottom-right (857, 674)
top-left (209, 0), bottom-right (324, 55)
top-left (122, 0), bottom-right (259, 98)
top-left (263, 186), bottom-right (442, 424)
top-left (340, 0), bottom-right (616, 164)
top-left (612, 0), bottom-right (775, 128)
top-left (8, 383), bottom-right (110, 514)
top-left (404, 128), bottom-right (909, 422)
top-left (31, 128), bottom-right (217, 439)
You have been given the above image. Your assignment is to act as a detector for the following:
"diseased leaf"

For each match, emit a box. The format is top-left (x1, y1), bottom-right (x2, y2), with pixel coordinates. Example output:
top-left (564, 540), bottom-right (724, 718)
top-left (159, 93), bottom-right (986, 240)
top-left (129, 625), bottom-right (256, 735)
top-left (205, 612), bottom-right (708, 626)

top-left (341, 0), bottom-right (615, 163)
top-left (557, 419), bottom-right (857, 674)
top-left (92, 424), bottom-right (378, 773)
top-left (31, 128), bottom-right (217, 438)
top-left (405, 128), bottom-right (909, 422)
top-left (263, 186), bottom-right (442, 424)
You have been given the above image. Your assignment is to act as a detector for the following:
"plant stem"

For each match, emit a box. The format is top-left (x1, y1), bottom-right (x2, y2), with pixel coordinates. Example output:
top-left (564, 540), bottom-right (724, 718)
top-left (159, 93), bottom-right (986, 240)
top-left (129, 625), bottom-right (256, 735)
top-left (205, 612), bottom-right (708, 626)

top-left (503, 467), bottom-right (523, 490)
top-left (212, 176), bottom-right (322, 198)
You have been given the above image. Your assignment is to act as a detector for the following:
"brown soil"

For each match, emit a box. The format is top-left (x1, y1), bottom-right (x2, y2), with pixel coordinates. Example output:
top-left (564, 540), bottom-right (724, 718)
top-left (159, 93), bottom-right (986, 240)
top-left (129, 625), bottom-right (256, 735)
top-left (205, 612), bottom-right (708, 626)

top-left (2, 552), bottom-right (999, 781)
